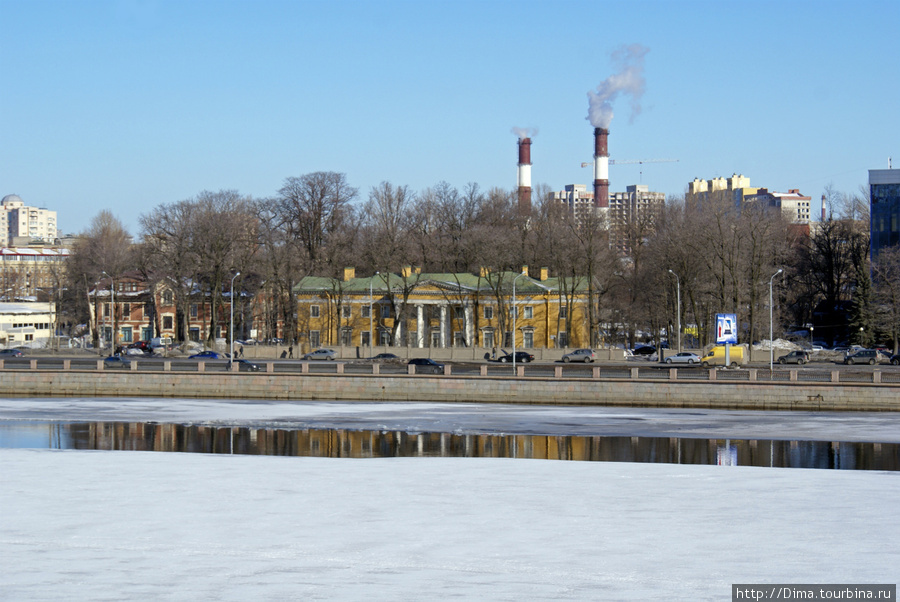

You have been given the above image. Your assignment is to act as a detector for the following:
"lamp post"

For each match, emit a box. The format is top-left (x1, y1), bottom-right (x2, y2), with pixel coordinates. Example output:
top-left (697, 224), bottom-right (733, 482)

top-left (370, 272), bottom-right (379, 349)
top-left (230, 272), bottom-right (240, 368)
top-left (512, 270), bottom-right (527, 373)
top-left (102, 271), bottom-right (114, 356)
top-left (769, 268), bottom-right (783, 371)
top-left (667, 269), bottom-right (681, 353)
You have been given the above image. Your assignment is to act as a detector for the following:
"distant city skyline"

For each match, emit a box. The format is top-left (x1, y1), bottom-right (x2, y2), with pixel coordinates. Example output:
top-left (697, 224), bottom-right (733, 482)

top-left (2, 0), bottom-right (897, 236)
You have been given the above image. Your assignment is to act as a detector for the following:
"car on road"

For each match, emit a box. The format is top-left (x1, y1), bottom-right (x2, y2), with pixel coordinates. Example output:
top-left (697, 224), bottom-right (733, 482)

top-left (632, 345), bottom-right (656, 356)
top-left (127, 341), bottom-right (153, 354)
top-left (103, 355), bottom-right (132, 368)
top-left (189, 351), bottom-right (227, 360)
top-left (303, 348), bottom-right (336, 361)
top-left (778, 350), bottom-right (810, 365)
top-left (232, 359), bottom-right (261, 372)
top-left (562, 349), bottom-right (595, 363)
top-left (0, 348), bottom-right (24, 357)
top-left (843, 349), bottom-right (879, 365)
top-left (369, 353), bottom-right (400, 361)
top-left (408, 358), bottom-right (444, 374)
top-left (499, 351), bottom-right (534, 363)
top-left (890, 354), bottom-right (900, 366)
top-left (664, 352), bottom-right (701, 365)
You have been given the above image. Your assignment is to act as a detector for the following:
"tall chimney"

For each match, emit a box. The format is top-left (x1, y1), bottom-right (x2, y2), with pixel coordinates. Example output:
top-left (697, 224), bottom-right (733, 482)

top-left (593, 127), bottom-right (609, 208)
top-left (517, 137), bottom-right (532, 214)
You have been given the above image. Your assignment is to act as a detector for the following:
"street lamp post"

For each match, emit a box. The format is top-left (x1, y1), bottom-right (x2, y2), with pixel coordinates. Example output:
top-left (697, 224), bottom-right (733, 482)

top-left (667, 269), bottom-right (681, 353)
top-left (230, 272), bottom-right (240, 369)
top-left (512, 270), bottom-right (527, 373)
top-left (769, 268), bottom-right (783, 371)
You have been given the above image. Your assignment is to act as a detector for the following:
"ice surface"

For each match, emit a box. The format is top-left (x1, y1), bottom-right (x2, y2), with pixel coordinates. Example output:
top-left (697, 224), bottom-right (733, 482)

top-left (2, 449), bottom-right (898, 600)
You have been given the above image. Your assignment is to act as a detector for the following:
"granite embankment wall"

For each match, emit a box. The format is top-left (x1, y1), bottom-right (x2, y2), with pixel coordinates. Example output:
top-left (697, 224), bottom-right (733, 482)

top-left (1, 371), bottom-right (897, 411)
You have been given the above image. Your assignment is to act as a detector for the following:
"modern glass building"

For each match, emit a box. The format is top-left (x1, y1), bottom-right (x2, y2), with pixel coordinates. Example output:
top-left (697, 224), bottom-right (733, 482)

top-left (870, 169), bottom-right (900, 258)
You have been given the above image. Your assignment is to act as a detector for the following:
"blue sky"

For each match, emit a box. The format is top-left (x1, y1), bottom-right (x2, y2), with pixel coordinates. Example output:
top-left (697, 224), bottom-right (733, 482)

top-left (1, 0), bottom-right (897, 237)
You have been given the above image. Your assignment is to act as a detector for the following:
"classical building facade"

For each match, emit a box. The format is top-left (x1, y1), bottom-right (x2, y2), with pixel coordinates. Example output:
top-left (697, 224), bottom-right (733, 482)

top-left (293, 267), bottom-right (592, 352)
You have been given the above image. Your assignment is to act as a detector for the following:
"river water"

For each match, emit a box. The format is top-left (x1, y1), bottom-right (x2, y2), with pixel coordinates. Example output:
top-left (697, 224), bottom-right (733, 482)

top-left (2, 420), bottom-right (897, 471)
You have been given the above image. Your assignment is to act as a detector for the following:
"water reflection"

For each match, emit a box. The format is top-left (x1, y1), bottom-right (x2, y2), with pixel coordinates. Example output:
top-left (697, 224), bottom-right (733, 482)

top-left (2, 420), bottom-right (897, 471)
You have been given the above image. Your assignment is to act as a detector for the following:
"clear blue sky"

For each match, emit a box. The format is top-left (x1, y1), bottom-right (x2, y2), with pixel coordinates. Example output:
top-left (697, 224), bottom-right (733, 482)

top-left (2, 0), bottom-right (897, 237)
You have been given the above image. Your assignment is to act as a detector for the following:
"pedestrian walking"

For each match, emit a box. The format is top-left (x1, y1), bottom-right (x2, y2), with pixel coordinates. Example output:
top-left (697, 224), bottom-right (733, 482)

top-left (288, 345), bottom-right (293, 358)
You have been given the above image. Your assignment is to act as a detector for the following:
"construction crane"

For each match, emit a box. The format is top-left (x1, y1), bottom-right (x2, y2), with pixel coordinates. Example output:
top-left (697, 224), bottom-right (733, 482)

top-left (580, 159), bottom-right (679, 167)
top-left (581, 158), bottom-right (679, 183)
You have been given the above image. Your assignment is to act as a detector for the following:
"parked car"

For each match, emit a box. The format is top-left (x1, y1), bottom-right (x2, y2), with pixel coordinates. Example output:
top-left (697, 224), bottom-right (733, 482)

top-left (664, 352), bottom-right (701, 365)
top-left (189, 351), bottom-right (227, 360)
top-left (632, 345), bottom-right (656, 356)
top-left (843, 349), bottom-right (879, 365)
top-left (562, 349), bottom-right (595, 363)
top-left (499, 351), bottom-right (534, 363)
top-left (127, 341), bottom-right (152, 354)
top-left (778, 350), bottom-right (810, 365)
top-left (103, 355), bottom-right (132, 369)
top-left (0, 348), bottom-right (24, 357)
top-left (303, 348), bottom-right (336, 361)
top-left (408, 358), bottom-right (444, 374)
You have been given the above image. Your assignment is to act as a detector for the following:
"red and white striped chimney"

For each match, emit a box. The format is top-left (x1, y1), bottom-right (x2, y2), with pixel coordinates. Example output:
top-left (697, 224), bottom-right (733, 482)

top-left (593, 127), bottom-right (609, 208)
top-left (517, 137), bottom-right (532, 214)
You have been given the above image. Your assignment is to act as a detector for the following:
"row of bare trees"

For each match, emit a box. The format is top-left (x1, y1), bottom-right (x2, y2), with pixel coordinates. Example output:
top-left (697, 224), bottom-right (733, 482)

top-left (61, 172), bottom-right (898, 352)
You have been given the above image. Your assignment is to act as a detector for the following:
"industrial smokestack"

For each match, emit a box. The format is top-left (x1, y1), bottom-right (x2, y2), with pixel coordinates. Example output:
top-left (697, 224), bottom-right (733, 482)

top-left (593, 127), bottom-right (609, 208)
top-left (517, 137), bottom-right (532, 214)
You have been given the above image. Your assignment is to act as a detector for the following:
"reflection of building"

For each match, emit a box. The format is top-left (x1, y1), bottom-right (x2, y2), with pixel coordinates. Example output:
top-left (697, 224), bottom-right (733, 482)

top-left (0, 302), bottom-right (55, 347)
top-left (1, 194), bottom-right (59, 246)
top-left (870, 168), bottom-right (900, 258)
top-left (294, 266), bottom-right (592, 351)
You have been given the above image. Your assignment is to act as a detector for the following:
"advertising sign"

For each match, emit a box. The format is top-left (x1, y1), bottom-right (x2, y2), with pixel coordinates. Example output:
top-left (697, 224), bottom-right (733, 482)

top-left (716, 313), bottom-right (737, 344)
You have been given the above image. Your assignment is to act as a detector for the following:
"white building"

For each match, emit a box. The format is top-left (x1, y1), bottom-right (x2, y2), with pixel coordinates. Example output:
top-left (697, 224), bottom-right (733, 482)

top-left (551, 184), bottom-right (598, 225)
top-left (0, 302), bottom-right (55, 348)
top-left (1, 194), bottom-right (59, 246)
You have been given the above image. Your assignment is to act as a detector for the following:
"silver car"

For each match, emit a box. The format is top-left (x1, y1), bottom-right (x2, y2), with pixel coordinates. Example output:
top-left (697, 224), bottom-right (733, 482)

top-left (664, 352), bottom-right (700, 365)
top-left (302, 348), bottom-right (336, 361)
top-left (562, 348), bottom-right (595, 363)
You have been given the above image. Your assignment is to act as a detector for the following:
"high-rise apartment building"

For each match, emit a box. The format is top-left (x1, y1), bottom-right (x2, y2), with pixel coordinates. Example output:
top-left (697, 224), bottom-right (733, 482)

top-left (1, 194), bottom-right (59, 246)
top-left (870, 168), bottom-right (900, 258)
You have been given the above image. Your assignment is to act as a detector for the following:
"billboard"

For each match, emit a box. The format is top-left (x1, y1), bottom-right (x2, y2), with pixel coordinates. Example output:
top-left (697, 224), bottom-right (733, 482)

top-left (716, 313), bottom-right (737, 344)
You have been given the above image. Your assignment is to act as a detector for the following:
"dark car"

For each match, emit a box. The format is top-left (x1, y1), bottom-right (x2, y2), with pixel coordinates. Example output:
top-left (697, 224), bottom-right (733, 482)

top-left (103, 355), bottom-right (132, 369)
top-left (843, 349), bottom-right (879, 365)
top-left (232, 359), bottom-right (260, 372)
top-left (632, 345), bottom-right (656, 356)
top-left (891, 354), bottom-right (900, 366)
top-left (499, 351), bottom-right (534, 363)
top-left (370, 353), bottom-right (400, 361)
top-left (189, 351), bottom-right (227, 360)
top-left (408, 358), bottom-right (445, 374)
top-left (0, 348), bottom-right (24, 357)
top-left (778, 350), bottom-right (810, 365)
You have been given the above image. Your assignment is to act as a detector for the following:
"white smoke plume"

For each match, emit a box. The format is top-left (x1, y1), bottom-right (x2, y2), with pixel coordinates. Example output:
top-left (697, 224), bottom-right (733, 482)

top-left (511, 126), bottom-right (538, 140)
top-left (587, 44), bottom-right (650, 129)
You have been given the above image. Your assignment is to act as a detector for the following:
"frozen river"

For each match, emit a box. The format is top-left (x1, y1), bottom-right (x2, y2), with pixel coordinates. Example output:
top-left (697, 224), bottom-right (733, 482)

top-left (2, 398), bottom-right (898, 599)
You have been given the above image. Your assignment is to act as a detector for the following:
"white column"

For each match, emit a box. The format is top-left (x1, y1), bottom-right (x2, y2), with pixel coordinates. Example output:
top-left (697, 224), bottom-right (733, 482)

top-left (416, 305), bottom-right (425, 348)
top-left (440, 305), bottom-right (448, 348)
top-left (465, 304), bottom-right (474, 347)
